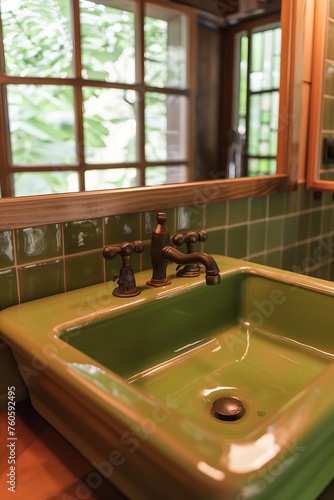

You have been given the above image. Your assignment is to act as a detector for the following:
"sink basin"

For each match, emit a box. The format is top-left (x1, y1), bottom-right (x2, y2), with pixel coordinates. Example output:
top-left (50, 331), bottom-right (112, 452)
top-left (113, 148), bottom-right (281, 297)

top-left (1, 255), bottom-right (334, 499)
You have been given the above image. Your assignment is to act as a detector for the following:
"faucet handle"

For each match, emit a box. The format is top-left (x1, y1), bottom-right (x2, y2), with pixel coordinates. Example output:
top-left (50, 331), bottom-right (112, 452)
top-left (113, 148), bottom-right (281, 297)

top-left (172, 231), bottom-right (208, 277)
top-left (173, 231), bottom-right (207, 250)
top-left (103, 241), bottom-right (144, 260)
top-left (103, 241), bottom-right (144, 297)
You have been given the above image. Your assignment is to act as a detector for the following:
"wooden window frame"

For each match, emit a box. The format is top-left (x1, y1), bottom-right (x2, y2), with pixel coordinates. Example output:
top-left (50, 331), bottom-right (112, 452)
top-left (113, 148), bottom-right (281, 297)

top-left (0, 0), bottom-right (196, 197)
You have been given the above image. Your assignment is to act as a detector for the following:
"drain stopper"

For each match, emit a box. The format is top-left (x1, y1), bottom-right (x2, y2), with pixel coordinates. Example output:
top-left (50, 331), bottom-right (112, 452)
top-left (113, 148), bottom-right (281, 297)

top-left (212, 397), bottom-right (245, 421)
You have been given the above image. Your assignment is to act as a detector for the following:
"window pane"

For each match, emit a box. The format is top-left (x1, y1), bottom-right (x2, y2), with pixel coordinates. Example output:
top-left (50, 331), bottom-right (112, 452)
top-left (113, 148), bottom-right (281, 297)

top-left (247, 156), bottom-right (276, 178)
top-left (85, 168), bottom-right (138, 190)
top-left (145, 93), bottom-right (187, 161)
top-left (248, 159), bottom-right (259, 176)
top-left (1, 0), bottom-right (73, 78)
top-left (7, 85), bottom-right (76, 165)
top-left (269, 159), bottom-right (276, 175)
top-left (248, 94), bottom-right (260, 156)
top-left (80, 0), bottom-right (136, 83)
top-left (250, 27), bottom-right (281, 92)
top-left (272, 28), bottom-right (282, 88)
top-left (83, 87), bottom-right (137, 163)
top-left (145, 165), bottom-right (188, 186)
top-left (13, 171), bottom-right (79, 196)
top-left (238, 35), bottom-right (248, 130)
top-left (145, 5), bottom-right (187, 88)
top-left (248, 92), bottom-right (278, 158)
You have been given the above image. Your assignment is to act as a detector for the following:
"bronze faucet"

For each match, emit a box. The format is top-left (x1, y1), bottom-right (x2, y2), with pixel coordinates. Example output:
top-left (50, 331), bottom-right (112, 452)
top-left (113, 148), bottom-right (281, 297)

top-left (173, 230), bottom-right (208, 277)
top-left (103, 241), bottom-right (144, 297)
top-left (146, 213), bottom-right (221, 287)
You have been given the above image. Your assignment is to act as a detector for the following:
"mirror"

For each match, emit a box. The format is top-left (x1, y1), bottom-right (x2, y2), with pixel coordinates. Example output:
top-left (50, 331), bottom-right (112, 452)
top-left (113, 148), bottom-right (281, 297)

top-left (0, 0), bottom-right (297, 229)
top-left (0, 0), bottom-right (286, 197)
top-left (196, 0), bottom-right (282, 181)
top-left (307, 0), bottom-right (334, 191)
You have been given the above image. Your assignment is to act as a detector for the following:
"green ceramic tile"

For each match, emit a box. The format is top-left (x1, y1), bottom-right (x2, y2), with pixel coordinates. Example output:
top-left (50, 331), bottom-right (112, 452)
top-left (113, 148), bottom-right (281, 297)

top-left (297, 213), bottom-right (311, 241)
top-left (227, 225), bottom-right (248, 259)
top-left (0, 231), bottom-right (14, 269)
top-left (65, 252), bottom-right (104, 291)
top-left (323, 263), bottom-right (333, 280)
top-left (141, 241), bottom-right (153, 271)
top-left (310, 209), bottom-right (322, 238)
top-left (281, 246), bottom-right (297, 272)
top-left (331, 257), bottom-right (334, 280)
top-left (249, 221), bottom-right (266, 255)
top-left (320, 190), bottom-right (333, 206)
top-left (266, 218), bottom-right (283, 250)
top-left (330, 241), bottom-right (334, 261)
top-left (16, 224), bottom-right (62, 264)
top-left (315, 262), bottom-right (331, 280)
top-left (322, 207), bottom-right (334, 233)
top-left (309, 237), bottom-right (333, 269)
top-left (203, 229), bottom-right (226, 255)
top-left (284, 188), bottom-right (298, 214)
top-left (311, 191), bottom-right (323, 208)
top-left (293, 243), bottom-right (309, 273)
top-left (283, 216), bottom-right (298, 246)
top-left (248, 254), bottom-right (266, 265)
top-left (205, 202), bottom-right (227, 229)
top-left (145, 209), bottom-right (176, 236)
top-left (228, 198), bottom-right (249, 225)
top-left (18, 260), bottom-right (64, 303)
top-left (266, 249), bottom-right (281, 269)
top-left (177, 206), bottom-right (204, 231)
top-left (64, 219), bottom-right (103, 255)
top-left (105, 213), bottom-right (141, 244)
top-left (269, 192), bottom-right (286, 217)
top-left (304, 241), bottom-right (317, 271)
top-left (0, 269), bottom-right (18, 310)
top-left (298, 184), bottom-right (313, 212)
top-left (250, 195), bottom-right (267, 221)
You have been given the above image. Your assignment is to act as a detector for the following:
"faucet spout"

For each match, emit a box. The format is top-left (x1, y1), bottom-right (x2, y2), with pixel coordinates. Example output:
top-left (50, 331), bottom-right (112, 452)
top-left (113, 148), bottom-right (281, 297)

top-left (146, 212), bottom-right (221, 287)
top-left (162, 246), bottom-right (221, 285)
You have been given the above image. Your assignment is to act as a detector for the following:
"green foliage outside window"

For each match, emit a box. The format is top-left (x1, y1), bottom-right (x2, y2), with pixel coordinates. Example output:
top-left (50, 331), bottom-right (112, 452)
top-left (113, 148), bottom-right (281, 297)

top-left (0, 0), bottom-right (186, 195)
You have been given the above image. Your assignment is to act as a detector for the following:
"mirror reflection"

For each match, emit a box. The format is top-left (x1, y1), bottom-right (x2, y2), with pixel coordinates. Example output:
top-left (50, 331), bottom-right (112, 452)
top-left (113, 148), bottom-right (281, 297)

top-left (318, 1), bottom-right (334, 182)
top-left (0, 0), bottom-right (281, 198)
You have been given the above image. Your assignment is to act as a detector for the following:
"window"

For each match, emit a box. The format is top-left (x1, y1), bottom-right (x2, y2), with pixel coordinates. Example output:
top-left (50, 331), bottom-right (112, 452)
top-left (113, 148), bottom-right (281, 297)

top-left (228, 22), bottom-right (281, 178)
top-left (0, 0), bottom-right (193, 197)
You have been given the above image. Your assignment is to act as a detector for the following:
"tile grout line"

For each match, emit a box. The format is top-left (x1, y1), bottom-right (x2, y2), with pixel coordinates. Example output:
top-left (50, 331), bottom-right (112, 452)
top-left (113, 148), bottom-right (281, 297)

top-left (12, 229), bottom-right (22, 305)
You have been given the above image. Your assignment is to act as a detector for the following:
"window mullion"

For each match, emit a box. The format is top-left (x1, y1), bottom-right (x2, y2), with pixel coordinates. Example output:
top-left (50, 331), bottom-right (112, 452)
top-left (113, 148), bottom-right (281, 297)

top-left (0, 5), bottom-right (5, 76)
top-left (72, 0), bottom-right (85, 191)
top-left (0, 7), bottom-right (13, 196)
top-left (245, 28), bottom-right (252, 177)
top-left (136, 0), bottom-right (146, 185)
top-left (0, 86), bottom-right (13, 197)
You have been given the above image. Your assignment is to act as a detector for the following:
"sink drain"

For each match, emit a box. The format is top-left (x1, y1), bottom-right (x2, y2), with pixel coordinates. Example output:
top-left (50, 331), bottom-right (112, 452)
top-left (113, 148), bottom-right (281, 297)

top-left (212, 397), bottom-right (245, 421)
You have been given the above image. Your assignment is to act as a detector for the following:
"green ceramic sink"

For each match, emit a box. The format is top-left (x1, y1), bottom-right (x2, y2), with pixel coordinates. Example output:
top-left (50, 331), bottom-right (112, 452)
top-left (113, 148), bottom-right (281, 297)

top-left (1, 255), bottom-right (334, 499)
top-left (60, 271), bottom-right (334, 440)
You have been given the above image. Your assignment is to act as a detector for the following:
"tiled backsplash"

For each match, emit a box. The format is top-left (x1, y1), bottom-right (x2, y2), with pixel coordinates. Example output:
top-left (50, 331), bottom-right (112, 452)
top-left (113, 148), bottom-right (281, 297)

top-left (1, 183), bottom-right (334, 406)
top-left (1, 184), bottom-right (334, 311)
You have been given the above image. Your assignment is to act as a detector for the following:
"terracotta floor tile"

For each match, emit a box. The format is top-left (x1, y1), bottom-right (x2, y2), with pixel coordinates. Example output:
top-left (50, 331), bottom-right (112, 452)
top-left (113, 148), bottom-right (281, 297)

top-left (0, 400), bottom-right (126, 500)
